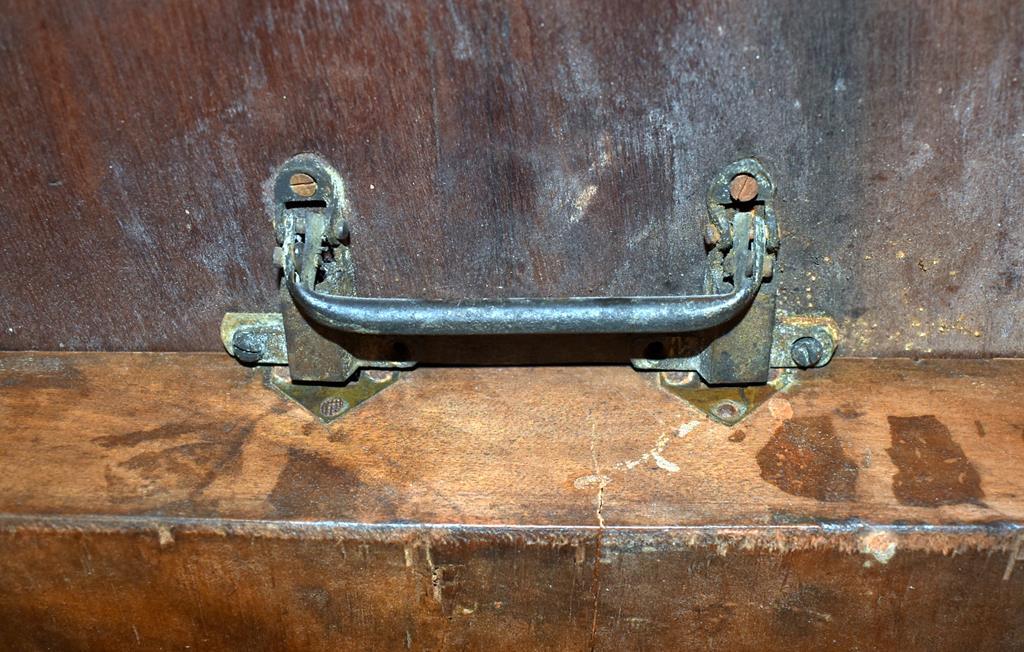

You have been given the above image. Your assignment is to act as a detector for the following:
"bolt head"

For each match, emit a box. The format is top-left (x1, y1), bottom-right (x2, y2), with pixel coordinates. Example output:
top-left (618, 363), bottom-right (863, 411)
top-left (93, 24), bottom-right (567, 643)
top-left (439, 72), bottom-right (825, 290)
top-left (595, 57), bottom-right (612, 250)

top-left (791, 337), bottom-right (824, 368)
top-left (729, 173), bottom-right (759, 202)
top-left (231, 331), bottom-right (265, 364)
top-left (289, 172), bottom-right (318, 198)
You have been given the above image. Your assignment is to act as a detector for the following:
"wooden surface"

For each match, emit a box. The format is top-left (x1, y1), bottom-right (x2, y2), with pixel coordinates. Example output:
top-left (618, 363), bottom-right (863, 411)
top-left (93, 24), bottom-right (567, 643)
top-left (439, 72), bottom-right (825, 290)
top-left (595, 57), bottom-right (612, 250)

top-left (1, 0), bottom-right (1022, 358)
top-left (2, 353), bottom-right (1024, 525)
top-left (0, 353), bottom-right (1022, 649)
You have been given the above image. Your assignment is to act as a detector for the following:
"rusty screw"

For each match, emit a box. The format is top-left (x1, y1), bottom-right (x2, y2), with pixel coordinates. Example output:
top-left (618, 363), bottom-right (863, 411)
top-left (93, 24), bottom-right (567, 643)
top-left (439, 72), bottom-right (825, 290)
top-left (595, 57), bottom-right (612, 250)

top-left (319, 396), bottom-right (349, 418)
top-left (289, 172), bottom-right (318, 198)
top-left (729, 173), bottom-right (759, 203)
top-left (790, 337), bottom-right (824, 368)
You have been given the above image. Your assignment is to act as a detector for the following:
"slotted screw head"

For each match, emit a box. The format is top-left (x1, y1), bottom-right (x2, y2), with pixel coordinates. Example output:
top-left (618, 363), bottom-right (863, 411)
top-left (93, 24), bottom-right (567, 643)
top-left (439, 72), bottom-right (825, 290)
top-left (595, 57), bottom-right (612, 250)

top-left (791, 337), bottom-right (824, 368)
top-left (231, 330), bottom-right (264, 364)
top-left (729, 173), bottom-right (759, 202)
top-left (289, 172), bottom-right (317, 198)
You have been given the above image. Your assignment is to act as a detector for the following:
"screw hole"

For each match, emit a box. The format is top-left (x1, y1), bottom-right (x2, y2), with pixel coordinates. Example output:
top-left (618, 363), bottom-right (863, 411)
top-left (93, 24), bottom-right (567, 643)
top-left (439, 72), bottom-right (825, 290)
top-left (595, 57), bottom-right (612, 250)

top-left (643, 341), bottom-right (667, 360)
top-left (390, 341), bottom-right (411, 362)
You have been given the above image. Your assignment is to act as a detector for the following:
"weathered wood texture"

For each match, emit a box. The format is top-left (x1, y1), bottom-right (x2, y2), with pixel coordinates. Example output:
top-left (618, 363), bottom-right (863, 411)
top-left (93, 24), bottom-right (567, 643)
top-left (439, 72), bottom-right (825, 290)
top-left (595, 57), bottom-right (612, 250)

top-left (1, 1), bottom-right (1022, 357)
top-left (0, 353), bottom-right (1022, 649)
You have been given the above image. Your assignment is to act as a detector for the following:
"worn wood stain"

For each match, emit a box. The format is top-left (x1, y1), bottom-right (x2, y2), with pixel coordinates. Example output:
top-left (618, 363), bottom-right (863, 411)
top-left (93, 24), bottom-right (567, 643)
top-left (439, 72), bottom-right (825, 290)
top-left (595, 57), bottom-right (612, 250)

top-left (756, 417), bottom-right (859, 502)
top-left (886, 415), bottom-right (985, 507)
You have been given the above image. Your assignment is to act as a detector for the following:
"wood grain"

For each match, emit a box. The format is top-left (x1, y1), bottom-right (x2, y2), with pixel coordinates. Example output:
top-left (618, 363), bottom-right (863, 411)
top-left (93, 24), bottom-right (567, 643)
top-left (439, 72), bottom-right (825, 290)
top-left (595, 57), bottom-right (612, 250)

top-left (0, 353), bottom-right (1022, 649)
top-left (2, 353), bottom-right (1023, 525)
top-left (0, 0), bottom-right (1021, 357)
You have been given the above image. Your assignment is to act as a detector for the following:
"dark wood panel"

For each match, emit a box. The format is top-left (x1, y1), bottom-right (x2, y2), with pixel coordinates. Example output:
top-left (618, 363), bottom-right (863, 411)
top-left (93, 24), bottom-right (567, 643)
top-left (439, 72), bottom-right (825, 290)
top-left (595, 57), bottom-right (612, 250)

top-left (1, 0), bottom-right (1022, 356)
top-left (0, 523), bottom-right (1020, 651)
top-left (0, 353), bottom-right (1023, 648)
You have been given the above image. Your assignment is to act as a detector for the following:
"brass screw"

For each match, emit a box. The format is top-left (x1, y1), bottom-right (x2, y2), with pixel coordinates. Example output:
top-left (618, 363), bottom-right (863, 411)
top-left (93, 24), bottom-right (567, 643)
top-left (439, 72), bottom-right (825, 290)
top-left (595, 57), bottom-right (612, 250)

top-left (289, 172), bottom-right (317, 198)
top-left (729, 173), bottom-right (759, 202)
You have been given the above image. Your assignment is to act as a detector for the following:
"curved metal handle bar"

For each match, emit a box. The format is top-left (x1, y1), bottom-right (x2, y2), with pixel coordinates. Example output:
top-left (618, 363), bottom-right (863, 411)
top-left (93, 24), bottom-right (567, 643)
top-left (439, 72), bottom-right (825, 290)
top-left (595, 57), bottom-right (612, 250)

top-left (287, 214), bottom-right (766, 336)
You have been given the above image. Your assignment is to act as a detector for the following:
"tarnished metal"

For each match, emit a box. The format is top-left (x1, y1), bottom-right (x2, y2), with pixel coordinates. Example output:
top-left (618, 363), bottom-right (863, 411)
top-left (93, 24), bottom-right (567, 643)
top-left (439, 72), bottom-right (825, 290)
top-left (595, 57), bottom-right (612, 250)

top-left (279, 156), bottom-right (770, 339)
top-left (632, 311), bottom-right (840, 371)
top-left (220, 313), bottom-right (287, 365)
top-left (222, 155), bottom-right (839, 423)
top-left (270, 156), bottom-right (793, 381)
top-left (285, 213), bottom-right (767, 336)
top-left (790, 337), bottom-right (824, 368)
top-left (272, 154), bottom-right (414, 383)
top-left (630, 158), bottom-right (783, 385)
top-left (288, 172), bottom-right (317, 198)
top-left (266, 366), bottom-right (400, 424)
top-left (657, 369), bottom-right (795, 426)
top-left (769, 313), bottom-right (840, 369)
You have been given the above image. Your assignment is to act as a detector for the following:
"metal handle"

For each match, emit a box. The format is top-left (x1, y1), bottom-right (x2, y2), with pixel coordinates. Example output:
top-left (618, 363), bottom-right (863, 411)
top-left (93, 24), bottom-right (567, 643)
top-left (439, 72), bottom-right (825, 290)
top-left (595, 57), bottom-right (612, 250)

top-left (285, 213), bottom-right (767, 336)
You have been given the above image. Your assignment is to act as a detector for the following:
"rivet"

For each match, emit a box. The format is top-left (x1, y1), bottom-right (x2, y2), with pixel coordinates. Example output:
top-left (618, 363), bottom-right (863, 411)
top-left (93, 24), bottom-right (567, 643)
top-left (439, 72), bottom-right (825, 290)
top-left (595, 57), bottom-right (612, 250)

top-left (711, 400), bottom-right (744, 422)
